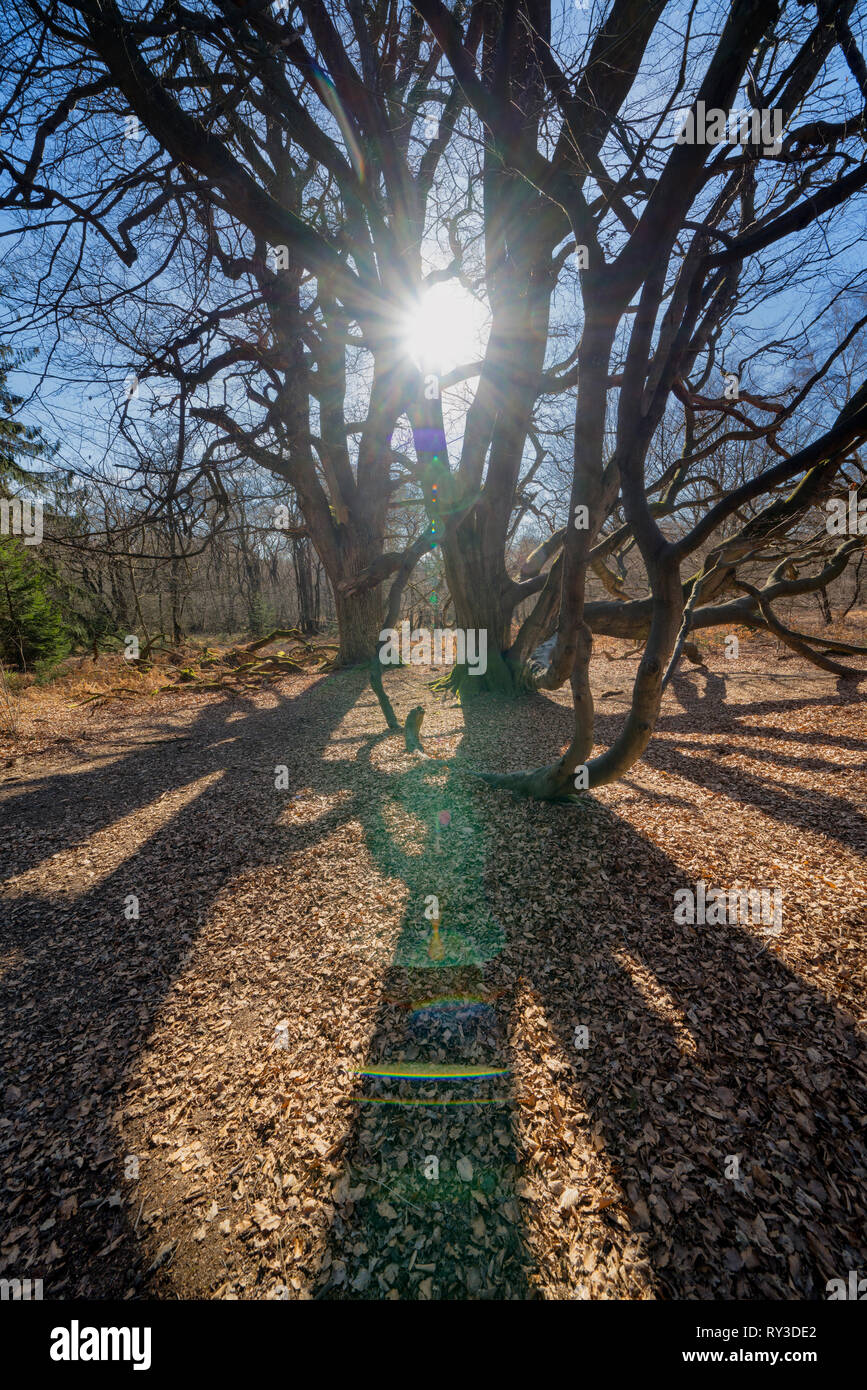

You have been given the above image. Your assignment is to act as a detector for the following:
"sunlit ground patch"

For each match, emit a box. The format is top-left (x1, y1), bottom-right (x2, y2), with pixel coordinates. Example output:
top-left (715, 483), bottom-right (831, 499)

top-left (0, 769), bottom-right (224, 900)
top-left (275, 787), bottom-right (351, 826)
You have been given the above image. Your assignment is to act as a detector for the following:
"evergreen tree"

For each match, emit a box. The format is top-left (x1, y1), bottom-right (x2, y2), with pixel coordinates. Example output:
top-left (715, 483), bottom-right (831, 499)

top-left (0, 341), bottom-right (51, 483)
top-left (0, 334), bottom-right (68, 668)
top-left (0, 535), bottom-right (69, 668)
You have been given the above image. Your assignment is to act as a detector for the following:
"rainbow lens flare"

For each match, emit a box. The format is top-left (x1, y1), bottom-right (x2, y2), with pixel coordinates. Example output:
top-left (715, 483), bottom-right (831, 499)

top-left (351, 1062), bottom-right (508, 1079)
top-left (309, 63), bottom-right (366, 179)
top-left (348, 1096), bottom-right (510, 1106)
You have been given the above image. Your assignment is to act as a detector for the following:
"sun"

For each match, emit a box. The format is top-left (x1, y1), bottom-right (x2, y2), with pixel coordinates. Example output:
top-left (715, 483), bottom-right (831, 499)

top-left (403, 280), bottom-right (488, 376)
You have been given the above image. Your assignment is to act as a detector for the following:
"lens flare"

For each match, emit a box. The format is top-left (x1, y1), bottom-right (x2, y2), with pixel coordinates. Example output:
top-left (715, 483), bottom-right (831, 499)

top-left (349, 1096), bottom-right (510, 1106)
top-left (309, 63), bottom-right (366, 180)
top-left (351, 1063), bottom-right (508, 1079)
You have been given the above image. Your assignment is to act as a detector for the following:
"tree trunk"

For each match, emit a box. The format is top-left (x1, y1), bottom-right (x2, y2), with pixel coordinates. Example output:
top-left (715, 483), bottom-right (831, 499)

top-left (334, 582), bottom-right (383, 665)
top-left (815, 586), bottom-right (832, 625)
top-left (439, 519), bottom-right (516, 697)
top-left (314, 558), bottom-right (323, 628)
top-left (169, 536), bottom-right (183, 645)
top-left (292, 536), bottom-right (317, 634)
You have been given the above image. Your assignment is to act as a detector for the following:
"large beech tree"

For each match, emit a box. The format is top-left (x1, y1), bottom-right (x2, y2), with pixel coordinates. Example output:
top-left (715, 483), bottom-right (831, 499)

top-left (376, 0), bottom-right (867, 796)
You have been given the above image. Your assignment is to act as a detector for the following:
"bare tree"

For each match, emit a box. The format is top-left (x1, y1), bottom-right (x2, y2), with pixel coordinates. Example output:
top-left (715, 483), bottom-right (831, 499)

top-left (2, 0), bottom-right (866, 797)
top-left (0, 0), bottom-right (487, 661)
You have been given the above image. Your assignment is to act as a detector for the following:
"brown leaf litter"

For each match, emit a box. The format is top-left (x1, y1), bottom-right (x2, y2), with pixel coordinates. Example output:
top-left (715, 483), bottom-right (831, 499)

top-left (0, 630), bottom-right (865, 1299)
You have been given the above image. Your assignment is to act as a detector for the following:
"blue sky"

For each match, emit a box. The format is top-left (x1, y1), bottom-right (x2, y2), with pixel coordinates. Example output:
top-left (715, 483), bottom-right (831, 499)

top-left (0, 0), bottom-right (864, 533)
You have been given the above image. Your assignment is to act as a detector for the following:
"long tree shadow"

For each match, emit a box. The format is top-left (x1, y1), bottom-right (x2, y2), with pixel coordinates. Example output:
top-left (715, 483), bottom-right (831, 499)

top-left (311, 680), bottom-right (866, 1298)
top-left (648, 675), bottom-right (867, 859)
top-left (0, 668), bottom-right (368, 1297)
top-left (559, 675), bottom-right (867, 857)
top-left (665, 669), bottom-right (867, 753)
top-left (313, 716), bottom-right (533, 1299)
top-left (516, 802), bottom-right (867, 1297)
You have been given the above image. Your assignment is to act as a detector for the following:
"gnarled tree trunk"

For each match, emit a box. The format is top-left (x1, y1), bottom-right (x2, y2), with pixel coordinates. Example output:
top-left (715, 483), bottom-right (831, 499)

top-left (334, 581), bottom-right (383, 666)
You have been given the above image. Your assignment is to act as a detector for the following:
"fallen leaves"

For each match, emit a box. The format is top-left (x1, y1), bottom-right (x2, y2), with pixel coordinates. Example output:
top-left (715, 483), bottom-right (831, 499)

top-left (0, 633), bottom-right (865, 1300)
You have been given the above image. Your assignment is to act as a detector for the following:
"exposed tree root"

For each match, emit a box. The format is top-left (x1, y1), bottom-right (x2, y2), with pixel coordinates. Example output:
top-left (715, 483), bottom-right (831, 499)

top-left (475, 762), bottom-right (580, 802)
top-left (428, 652), bottom-right (523, 701)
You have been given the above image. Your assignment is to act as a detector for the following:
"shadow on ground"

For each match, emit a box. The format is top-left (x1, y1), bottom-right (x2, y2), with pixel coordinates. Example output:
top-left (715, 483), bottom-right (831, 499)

top-left (314, 678), bottom-right (867, 1298)
top-left (0, 668), bottom-right (864, 1298)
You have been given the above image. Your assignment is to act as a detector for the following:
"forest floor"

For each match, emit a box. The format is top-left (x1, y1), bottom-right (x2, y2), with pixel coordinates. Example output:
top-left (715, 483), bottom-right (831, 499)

top-left (1, 624), bottom-right (866, 1300)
